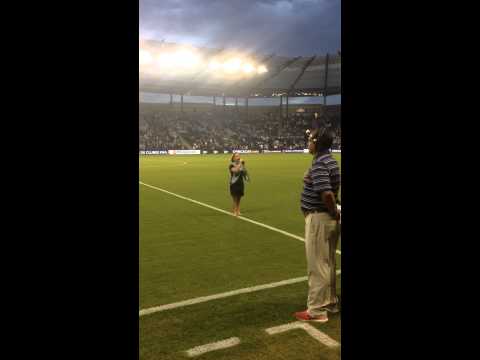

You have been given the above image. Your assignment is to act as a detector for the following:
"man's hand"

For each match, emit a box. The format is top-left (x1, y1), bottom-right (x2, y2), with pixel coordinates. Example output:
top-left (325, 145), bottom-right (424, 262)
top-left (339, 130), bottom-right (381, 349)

top-left (321, 190), bottom-right (340, 222)
top-left (334, 210), bottom-right (341, 223)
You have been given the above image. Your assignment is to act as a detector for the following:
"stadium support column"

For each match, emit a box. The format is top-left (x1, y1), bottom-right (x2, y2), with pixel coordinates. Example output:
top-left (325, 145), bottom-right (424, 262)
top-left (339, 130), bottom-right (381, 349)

top-left (246, 97), bottom-right (249, 120)
top-left (181, 94), bottom-right (184, 113)
top-left (323, 53), bottom-right (329, 106)
top-left (170, 93), bottom-right (173, 106)
top-left (279, 95), bottom-right (283, 117)
top-left (286, 94), bottom-right (289, 120)
top-left (213, 95), bottom-right (216, 111)
top-left (223, 95), bottom-right (226, 112)
top-left (235, 96), bottom-right (238, 112)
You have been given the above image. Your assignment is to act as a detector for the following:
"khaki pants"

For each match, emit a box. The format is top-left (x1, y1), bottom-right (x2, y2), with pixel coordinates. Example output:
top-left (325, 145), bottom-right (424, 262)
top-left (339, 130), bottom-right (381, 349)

top-left (305, 212), bottom-right (340, 316)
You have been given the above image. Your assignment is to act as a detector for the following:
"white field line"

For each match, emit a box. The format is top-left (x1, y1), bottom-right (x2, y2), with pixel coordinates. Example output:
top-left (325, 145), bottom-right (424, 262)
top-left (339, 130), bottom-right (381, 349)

top-left (140, 277), bottom-right (307, 317)
top-left (185, 337), bottom-right (241, 357)
top-left (265, 322), bottom-right (340, 347)
top-left (139, 181), bottom-right (341, 255)
top-left (139, 270), bottom-right (341, 317)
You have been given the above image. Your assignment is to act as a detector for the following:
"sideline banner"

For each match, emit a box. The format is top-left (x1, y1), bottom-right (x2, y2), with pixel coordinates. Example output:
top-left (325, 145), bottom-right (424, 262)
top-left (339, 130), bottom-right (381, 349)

top-left (140, 150), bottom-right (168, 155)
top-left (232, 149), bottom-right (259, 154)
top-left (168, 149), bottom-right (201, 155)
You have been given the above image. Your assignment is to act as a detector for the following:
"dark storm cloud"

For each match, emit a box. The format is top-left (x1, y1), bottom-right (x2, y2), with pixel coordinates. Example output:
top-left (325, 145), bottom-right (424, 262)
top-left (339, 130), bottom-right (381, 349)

top-left (140, 0), bottom-right (340, 56)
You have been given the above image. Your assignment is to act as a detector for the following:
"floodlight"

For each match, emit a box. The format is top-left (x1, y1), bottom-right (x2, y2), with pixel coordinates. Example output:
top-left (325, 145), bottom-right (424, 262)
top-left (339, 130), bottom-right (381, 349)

top-left (175, 50), bottom-right (200, 68)
top-left (209, 60), bottom-right (221, 70)
top-left (223, 58), bottom-right (242, 73)
top-left (139, 50), bottom-right (153, 65)
top-left (257, 65), bottom-right (268, 74)
top-left (242, 63), bottom-right (254, 74)
top-left (157, 53), bottom-right (175, 68)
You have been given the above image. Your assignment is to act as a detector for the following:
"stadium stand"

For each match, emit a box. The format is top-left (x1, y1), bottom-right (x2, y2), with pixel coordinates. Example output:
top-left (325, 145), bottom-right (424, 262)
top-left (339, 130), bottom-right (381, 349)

top-left (139, 105), bottom-right (340, 152)
top-left (139, 41), bottom-right (341, 153)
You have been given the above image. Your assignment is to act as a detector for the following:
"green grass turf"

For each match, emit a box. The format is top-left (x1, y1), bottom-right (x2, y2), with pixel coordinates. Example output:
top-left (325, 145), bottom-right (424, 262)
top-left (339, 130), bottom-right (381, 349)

top-left (140, 153), bottom-right (341, 360)
top-left (140, 281), bottom-right (341, 360)
top-left (140, 153), bottom-right (340, 237)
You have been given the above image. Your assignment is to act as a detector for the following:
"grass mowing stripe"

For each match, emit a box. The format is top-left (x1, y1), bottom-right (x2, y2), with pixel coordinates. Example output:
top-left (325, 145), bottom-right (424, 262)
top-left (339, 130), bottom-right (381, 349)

top-left (140, 270), bottom-right (341, 317)
top-left (139, 181), bottom-right (341, 255)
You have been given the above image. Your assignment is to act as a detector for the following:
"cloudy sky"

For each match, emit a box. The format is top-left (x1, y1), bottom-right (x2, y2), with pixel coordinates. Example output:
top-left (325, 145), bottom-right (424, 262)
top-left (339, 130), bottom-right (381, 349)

top-left (140, 0), bottom-right (341, 57)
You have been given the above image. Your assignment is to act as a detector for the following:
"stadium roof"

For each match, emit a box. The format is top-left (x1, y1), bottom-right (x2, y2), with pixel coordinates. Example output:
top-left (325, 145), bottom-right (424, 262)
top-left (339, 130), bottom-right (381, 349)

top-left (139, 40), bottom-right (340, 98)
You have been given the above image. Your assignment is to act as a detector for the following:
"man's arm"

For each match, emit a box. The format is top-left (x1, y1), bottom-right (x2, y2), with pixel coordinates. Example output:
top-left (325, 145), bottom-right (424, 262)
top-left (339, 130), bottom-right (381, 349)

top-left (310, 160), bottom-right (340, 222)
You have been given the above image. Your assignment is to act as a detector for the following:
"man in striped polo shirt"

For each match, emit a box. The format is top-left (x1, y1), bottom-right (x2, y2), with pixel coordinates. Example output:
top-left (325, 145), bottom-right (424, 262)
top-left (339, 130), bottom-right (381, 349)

top-left (294, 127), bottom-right (341, 323)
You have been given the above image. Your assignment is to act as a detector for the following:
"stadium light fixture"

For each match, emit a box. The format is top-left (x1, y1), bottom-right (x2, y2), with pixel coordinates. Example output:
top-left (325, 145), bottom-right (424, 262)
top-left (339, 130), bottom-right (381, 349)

top-left (242, 63), bottom-right (254, 74)
top-left (208, 60), bottom-right (221, 70)
top-left (175, 50), bottom-right (201, 68)
top-left (139, 49), bottom-right (153, 65)
top-left (154, 49), bottom-right (202, 71)
top-left (157, 53), bottom-right (175, 68)
top-left (257, 65), bottom-right (268, 74)
top-left (223, 58), bottom-right (242, 73)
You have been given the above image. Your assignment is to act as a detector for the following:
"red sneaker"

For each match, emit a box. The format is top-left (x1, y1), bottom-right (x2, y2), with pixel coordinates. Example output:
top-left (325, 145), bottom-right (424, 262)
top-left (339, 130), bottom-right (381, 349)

top-left (294, 310), bottom-right (328, 323)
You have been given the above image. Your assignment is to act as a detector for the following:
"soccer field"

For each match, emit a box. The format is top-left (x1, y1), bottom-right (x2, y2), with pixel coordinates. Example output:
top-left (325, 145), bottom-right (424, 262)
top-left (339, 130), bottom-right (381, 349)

top-left (140, 153), bottom-right (341, 360)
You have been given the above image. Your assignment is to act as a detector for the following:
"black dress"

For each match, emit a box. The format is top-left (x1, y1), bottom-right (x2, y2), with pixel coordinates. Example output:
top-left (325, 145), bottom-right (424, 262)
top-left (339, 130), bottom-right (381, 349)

top-left (229, 163), bottom-right (245, 197)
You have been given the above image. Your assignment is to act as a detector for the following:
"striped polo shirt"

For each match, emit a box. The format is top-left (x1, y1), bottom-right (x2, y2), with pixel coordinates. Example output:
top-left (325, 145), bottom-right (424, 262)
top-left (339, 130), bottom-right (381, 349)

top-left (300, 151), bottom-right (341, 212)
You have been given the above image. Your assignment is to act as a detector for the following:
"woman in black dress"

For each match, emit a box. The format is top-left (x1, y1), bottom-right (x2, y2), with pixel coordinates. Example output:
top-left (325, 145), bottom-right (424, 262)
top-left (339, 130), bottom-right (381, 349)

top-left (229, 153), bottom-right (249, 216)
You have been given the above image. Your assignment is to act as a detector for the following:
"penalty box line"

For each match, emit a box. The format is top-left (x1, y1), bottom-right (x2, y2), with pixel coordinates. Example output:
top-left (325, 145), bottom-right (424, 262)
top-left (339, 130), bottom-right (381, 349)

top-left (139, 181), bottom-right (341, 255)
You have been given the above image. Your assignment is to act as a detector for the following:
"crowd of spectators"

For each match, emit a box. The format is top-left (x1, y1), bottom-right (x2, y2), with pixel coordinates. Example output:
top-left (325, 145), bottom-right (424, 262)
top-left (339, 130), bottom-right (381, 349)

top-left (139, 106), bottom-right (341, 152)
